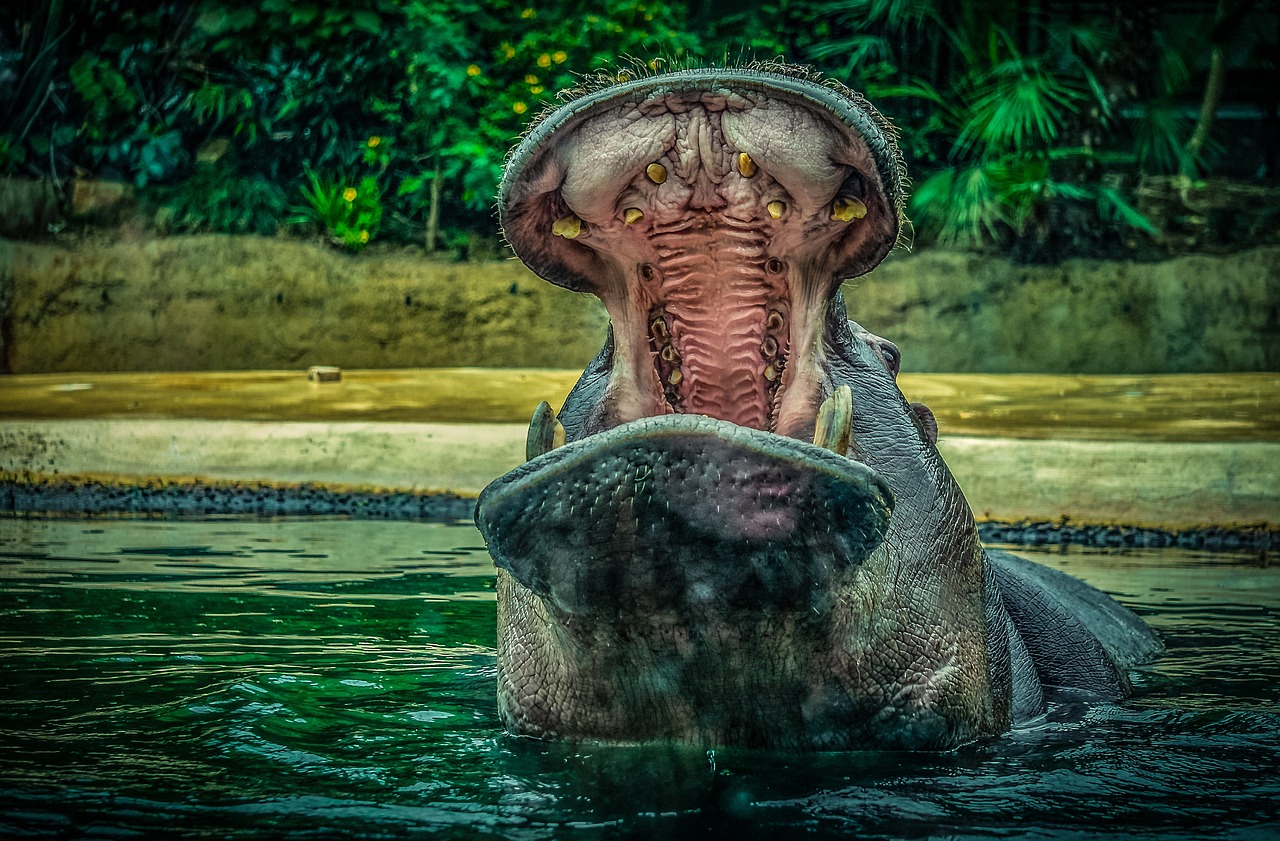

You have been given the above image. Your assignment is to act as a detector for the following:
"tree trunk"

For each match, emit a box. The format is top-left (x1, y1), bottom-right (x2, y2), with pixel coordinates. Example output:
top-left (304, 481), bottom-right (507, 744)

top-left (425, 169), bottom-right (441, 252)
top-left (1184, 45), bottom-right (1227, 177)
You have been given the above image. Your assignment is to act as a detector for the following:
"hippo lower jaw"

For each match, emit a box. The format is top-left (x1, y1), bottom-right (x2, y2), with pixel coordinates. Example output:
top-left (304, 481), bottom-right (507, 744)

top-left (478, 398), bottom-right (892, 620)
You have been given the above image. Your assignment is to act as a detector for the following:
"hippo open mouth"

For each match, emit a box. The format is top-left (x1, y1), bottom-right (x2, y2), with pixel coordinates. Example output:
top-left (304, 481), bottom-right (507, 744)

top-left (494, 64), bottom-right (903, 440)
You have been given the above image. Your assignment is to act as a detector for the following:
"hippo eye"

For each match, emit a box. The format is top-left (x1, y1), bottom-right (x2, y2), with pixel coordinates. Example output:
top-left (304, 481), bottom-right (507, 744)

top-left (877, 340), bottom-right (901, 377)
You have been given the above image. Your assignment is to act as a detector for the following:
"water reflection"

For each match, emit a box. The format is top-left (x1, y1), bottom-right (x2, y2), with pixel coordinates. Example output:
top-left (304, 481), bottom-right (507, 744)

top-left (0, 517), bottom-right (1276, 839)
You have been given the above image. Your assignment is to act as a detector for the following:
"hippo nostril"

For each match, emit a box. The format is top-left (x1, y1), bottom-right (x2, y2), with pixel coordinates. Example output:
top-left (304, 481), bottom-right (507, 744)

top-left (766, 258), bottom-right (785, 275)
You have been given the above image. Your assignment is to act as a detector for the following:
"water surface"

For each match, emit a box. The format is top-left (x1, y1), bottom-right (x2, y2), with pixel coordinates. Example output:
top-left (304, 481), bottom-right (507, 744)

top-left (0, 517), bottom-right (1276, 839)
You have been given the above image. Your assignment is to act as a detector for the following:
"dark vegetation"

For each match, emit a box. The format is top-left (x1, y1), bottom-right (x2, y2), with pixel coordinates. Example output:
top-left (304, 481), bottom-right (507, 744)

top-left (2, 0), bottom-right (1276, 261)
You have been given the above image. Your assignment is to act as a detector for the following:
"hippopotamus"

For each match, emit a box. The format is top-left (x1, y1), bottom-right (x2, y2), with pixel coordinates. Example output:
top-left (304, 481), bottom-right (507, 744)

top-left (475, 63), bottom-right (1161, 750)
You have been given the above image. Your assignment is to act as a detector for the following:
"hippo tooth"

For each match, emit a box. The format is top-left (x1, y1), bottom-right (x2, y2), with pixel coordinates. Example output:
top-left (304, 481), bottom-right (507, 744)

top-left (551, 214), bottom-right (583, 239)
top-left (525, 400), bottom-right (566, 461)
top-left (646, 163), bottom-right (667, 184)
top-left (668, 368), bottom-right (683, 385)
top-left (767, 200), bottom-right (785, 219)
top-left (737, 152), bottom-right (758, 177)
top-left (624, 207), bottom-right (644, 225)
top-left (813, 385), bottom-right (853, 455)
top-left (832, 196), bottom-right (868, 222)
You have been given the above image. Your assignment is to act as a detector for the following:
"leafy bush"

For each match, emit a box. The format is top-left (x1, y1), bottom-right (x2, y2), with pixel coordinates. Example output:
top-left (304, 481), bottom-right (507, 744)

top-left (292, 169), bottom-right (384, 252)
top-left (0, 0), bottom-right (1256, 257)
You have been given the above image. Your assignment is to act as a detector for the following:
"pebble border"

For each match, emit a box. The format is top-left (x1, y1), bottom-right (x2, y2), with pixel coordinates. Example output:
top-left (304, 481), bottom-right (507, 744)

top-left (2, 478), bottom-right (1274, 553)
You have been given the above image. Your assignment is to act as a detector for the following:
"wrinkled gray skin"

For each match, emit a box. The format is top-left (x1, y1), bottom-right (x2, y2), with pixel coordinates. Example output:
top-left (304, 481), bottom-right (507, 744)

top-left (477, 65), bottom-right (1161, 750)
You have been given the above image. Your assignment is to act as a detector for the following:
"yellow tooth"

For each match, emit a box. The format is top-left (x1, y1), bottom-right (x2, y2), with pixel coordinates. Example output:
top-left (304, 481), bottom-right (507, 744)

top-left (760, 335), bottom-right (778, 359)
top-left (668, 368), bottom-right (683, 385)
top-left (650, 316), bottom-right (669, 339)
top-left (661, 344), bottom-right (680, 363)
top-left (525, 400), bottom-right (567, 461)
top-left (767, 200), bottom-right (785, 219)
top-left (832, 197), bottom-right (868, 222)
top-left (551, 214), bottom-right (583, 239)
top-left (646, 163), bottom-right (667, 184)
top-left (813, 385), bottom-right (854, 454)
top-left (737, 152), bottom-right (757, 178)
top-left (766, 309), bottom-right (785, 331)
top-left (624, 207), bottom-right (644, 225)
top-left (764, 364), bottom-right (778, 382)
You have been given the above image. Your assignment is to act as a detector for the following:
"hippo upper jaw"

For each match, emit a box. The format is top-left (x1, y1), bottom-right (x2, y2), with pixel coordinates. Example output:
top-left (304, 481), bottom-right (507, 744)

top-left (499, 66), bottom-right (905, 441)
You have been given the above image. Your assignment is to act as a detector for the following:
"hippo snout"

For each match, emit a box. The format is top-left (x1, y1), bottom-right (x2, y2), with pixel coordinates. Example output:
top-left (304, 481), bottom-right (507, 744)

top-left (477, 414), bottom-right (893, 618)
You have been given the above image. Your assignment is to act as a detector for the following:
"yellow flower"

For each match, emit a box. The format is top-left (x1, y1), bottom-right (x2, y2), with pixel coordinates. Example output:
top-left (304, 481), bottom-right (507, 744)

top-left (536, 53), bottom-right (551, 68)
top-left (512, 101), bottom-right (528, 114)
top-left (367, 136), bottom-right (381, 148)
top-left (520, 7), bottom-right (534, 18)
top-left (524, 74), bottom-right (539, 85)
top-left (552, 50), bottom-right (567, 64)
top-left (359, 230), bottom-right (370, 244)
top-left (530, 85), bottom-right (544, 95)
top-left (342, 187), bottom-right (357, 203)
top-left (501, 43), bottom-right (515, 59)
top-left (466, 63), bottom-right (481, 77)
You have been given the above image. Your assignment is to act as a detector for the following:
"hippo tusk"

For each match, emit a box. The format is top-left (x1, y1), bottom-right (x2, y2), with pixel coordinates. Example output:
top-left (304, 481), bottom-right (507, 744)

top-left (526, 401), bottom-right (567, 461)
top-left (812, 385), bottom-right (853, 455)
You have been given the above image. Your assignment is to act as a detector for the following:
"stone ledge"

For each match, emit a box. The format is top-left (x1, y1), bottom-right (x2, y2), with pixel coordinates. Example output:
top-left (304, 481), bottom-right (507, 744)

top-left (2, 419), bottom-right (1275, 531)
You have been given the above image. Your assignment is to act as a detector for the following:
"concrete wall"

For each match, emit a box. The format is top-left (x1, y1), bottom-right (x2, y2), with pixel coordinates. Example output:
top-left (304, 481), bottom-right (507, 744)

top-left (2, 234), bottom-right (1276, 373)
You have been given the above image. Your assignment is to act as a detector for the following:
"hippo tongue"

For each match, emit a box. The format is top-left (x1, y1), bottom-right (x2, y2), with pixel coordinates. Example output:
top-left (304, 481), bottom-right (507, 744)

top-left (476, 414), bottom-right (893, 619)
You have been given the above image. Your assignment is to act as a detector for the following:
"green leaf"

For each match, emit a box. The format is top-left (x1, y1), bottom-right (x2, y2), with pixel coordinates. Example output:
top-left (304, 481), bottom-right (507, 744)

top-left (1096, 186), bottom-right (1158, 236)
top-left (351, 11), bottom-right (381, 34)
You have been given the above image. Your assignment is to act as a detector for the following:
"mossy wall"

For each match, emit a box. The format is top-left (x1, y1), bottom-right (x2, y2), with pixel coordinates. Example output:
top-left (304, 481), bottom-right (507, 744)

top-left (0, 235), bottom-right (608, 373)
top-left (1, 234), bottom-right (1276, 374)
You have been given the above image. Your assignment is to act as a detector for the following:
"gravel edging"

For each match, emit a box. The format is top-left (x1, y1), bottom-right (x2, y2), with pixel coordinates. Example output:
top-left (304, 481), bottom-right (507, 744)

top-left (977, 521), bottom-right (1276, 552)
top-left (0, 478), bottom-right (476, 520)
top-left (3, 478), bottom-right (1274, 553)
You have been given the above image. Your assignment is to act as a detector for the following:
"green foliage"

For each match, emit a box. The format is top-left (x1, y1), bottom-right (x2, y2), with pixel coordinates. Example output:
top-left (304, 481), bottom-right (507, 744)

top-left (150, 163), bottom-right (289, 236)
top-left (819, 0), bottom-right (1165, 253)
top-left (292, 169), bottom-right (384, 252)
top-left (0, 0), bottom-right (1248, 257)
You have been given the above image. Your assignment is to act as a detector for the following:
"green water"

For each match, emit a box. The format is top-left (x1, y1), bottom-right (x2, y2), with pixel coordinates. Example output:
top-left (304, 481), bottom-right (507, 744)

top-left (0, 517), bottom-right (1277, 839)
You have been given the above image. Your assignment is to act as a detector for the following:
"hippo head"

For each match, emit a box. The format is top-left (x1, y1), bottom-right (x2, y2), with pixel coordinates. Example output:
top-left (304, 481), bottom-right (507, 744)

top-left (476, 65), bottom-right (999, 750)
